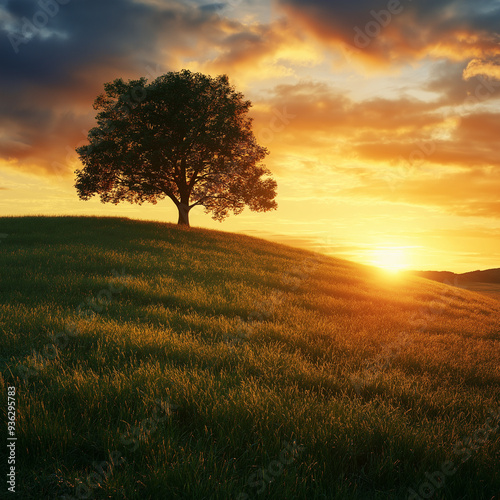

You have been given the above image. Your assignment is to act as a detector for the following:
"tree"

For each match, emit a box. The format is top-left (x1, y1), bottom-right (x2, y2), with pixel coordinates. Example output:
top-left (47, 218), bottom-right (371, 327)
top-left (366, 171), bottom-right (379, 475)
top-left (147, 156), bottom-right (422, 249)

top-left (75, 69), bottom-right (277, 227)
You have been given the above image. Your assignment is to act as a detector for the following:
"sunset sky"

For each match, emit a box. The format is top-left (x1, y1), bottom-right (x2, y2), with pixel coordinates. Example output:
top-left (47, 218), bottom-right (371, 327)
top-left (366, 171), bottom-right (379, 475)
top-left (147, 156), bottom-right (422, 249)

top-left (1, 0), bottom-right (500, 272)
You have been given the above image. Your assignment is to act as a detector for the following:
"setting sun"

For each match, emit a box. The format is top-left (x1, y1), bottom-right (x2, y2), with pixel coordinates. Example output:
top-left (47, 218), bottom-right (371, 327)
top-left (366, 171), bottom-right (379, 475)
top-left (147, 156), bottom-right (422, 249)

top-left (369, 246), bottom-right (409, 273)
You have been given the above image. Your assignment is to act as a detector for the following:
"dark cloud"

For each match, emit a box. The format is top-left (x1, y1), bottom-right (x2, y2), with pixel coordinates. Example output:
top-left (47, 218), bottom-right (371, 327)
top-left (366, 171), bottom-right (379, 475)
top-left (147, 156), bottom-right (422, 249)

top-left (198, 3), bottom-right (226, 13)
top-left (424, 62), bottom-right (474, 105)
top-left (0, 0), bottom-right (238, 175)
top-left (422, 60), bottom-right (500, 110)
top-left (201, 18), bottom-right (305, 77)
top-left (0, 0), bottom-right (311, 177)
top-left (276, 0), bottom-right (500, 65)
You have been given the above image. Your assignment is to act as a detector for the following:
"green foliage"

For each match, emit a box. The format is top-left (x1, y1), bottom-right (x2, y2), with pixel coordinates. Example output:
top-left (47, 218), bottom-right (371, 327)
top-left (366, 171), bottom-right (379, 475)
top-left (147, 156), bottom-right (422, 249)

top-left (1, 216), bottom-right (499, 499)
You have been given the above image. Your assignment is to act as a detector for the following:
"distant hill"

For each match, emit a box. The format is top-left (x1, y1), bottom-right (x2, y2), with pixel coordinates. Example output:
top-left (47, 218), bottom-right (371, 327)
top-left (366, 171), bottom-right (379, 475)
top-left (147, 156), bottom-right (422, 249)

top-left (408, 267), bottom-right (500, 285)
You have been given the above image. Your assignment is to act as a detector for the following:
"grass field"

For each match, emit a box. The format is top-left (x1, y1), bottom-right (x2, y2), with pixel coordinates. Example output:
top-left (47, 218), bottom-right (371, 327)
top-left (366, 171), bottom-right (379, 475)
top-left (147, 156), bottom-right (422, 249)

top-left (1, 216), bottom-right (499, 500)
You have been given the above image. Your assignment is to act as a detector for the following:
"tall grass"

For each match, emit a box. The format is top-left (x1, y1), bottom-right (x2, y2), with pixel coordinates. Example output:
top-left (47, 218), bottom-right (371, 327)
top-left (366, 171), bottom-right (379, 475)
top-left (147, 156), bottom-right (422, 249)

top-left (0, 216), bottom-right (499, 499)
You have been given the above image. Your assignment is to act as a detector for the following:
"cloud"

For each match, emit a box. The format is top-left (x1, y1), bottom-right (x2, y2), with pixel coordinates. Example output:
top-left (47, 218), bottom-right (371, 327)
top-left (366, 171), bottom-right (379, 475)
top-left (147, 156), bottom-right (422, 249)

top-left (249, 81), bottom-right (447, 168)
top-left (276, 0), bottom-right (500, 66)
top-left (248, 80), bottom-right (500, 218)
top-left (252, 81), bottom-right (443, 136)
top-left (3, 0), bottom-right (500, 224)
top-left (338, 165), bottom-right (500, 218)
top-left (0, 1), bottom-right (242, 175)
top-left (463, 57), bottom-right (500, 80)
top-left (0, 0), bottom-right (318, 177)
top-left (184, 18), bottom-right (323, 86)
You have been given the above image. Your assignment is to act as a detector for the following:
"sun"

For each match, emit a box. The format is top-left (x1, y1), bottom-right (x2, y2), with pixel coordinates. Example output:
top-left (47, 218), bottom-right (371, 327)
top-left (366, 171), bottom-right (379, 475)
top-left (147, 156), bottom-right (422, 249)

top-left (369, 246), bottom-right (408, 273)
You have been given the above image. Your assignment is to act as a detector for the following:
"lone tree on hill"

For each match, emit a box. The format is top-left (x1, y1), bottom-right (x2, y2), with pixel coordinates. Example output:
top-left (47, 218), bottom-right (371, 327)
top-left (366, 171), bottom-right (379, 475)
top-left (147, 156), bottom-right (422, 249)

top-left (75, 70), bottom-right (277, 226)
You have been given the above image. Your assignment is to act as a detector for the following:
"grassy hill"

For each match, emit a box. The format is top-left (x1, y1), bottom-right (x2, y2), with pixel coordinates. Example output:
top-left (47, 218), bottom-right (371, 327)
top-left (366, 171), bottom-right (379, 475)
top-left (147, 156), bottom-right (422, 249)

top-left (1, 216), bottom-right (499, 500)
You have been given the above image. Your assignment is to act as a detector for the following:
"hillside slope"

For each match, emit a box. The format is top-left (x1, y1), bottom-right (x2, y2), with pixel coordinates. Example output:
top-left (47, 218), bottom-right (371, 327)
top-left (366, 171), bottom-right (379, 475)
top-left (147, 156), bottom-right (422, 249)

top-left (1, 216), bottom-right (499, 500)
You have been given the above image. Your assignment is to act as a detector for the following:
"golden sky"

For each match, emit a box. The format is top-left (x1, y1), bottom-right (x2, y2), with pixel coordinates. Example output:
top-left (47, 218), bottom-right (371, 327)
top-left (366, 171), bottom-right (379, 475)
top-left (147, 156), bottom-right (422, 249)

top-left (1, 0), bottom-right (500, 272)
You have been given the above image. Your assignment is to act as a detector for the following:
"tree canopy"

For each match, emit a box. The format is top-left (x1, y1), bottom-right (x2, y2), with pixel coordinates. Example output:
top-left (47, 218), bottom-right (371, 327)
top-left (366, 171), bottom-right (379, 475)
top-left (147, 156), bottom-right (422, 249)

top-left (75, 70), bottom-right (277, 226)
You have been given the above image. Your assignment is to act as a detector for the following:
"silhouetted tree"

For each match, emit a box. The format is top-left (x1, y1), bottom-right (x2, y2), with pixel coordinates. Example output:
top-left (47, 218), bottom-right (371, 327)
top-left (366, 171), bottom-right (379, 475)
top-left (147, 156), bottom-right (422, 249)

top-left (75, 70), bottom-right (277, 226)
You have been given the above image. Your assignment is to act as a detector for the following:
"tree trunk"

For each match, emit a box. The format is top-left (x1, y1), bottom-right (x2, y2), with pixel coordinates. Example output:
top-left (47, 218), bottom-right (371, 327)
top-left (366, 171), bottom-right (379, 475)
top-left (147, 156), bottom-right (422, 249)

top-left (177, 202), bottom-right (190, 226)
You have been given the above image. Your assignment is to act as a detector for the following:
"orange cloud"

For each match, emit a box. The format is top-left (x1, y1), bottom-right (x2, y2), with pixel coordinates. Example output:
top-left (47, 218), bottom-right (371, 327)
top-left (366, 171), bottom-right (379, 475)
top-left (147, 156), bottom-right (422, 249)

top-left (246, 80), bottom-right (500, 218)
top-left (464, 57), bottom-right (500, 80)
top-left (276, 0), bottom-right (500, 67)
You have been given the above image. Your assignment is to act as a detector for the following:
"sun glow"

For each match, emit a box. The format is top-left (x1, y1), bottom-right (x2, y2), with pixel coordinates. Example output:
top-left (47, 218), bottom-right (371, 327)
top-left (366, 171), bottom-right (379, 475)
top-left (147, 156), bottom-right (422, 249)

top-left (369, 246), bottom-right (409, 273)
